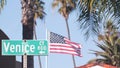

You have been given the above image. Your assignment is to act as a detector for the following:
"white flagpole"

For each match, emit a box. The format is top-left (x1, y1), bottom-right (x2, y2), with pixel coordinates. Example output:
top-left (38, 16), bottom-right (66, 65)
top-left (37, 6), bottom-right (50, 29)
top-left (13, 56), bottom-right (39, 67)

top-left (45, 30), bottom-right (48, 68)
top-left (44, 18), bottom-right (48, 68)
top-left (45, 55), bottom-right (48, 68)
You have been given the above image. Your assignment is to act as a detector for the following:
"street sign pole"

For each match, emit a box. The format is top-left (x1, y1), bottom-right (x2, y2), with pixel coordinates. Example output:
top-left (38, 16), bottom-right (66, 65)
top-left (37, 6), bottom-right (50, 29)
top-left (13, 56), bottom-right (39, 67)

top-left (23, 53), bottom-right (27, 68)
top-left (23, 40), bottom-right (27, 68)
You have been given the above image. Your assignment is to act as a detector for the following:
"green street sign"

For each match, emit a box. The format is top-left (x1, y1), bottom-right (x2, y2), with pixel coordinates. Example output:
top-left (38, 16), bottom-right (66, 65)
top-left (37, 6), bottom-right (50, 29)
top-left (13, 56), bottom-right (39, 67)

top-left (2, 40), bottom-right (48, 56)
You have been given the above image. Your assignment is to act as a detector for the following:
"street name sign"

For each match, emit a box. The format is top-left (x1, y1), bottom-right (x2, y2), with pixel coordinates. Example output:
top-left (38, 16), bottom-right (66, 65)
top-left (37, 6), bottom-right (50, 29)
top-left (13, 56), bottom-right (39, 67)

top-left (2, 40), bottom-right (48, 55)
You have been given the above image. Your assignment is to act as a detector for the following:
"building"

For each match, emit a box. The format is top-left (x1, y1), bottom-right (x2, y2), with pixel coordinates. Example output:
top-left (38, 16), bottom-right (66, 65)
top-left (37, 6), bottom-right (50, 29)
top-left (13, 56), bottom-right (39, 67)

top-left (16, 61), bottom-right (22, 68)
top-left (0, 29), bottom-right (16, 68)
top-left (77, 61), bottom-right (117, 68)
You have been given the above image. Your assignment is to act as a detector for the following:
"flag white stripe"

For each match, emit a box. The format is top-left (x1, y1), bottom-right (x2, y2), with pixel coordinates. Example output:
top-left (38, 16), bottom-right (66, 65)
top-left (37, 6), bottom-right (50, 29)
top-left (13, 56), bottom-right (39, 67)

top-left (48, 31), bottom-right (82, 57)
top-left (49, 43), bottom-right (80, 56)
top-left (64, 38), bottom-right (81, 48)
top-left (50, 46), bottom-right (77, 51)
top-left (50, 43), bottom-right (80, 51)
top-left (68, 43), bottom-right (80, 48)
top-left (50, 50), bottom-right (78, 54)
top-left (50, 44), bottom-right (76, 48)
top-left (50, 50), bottom-right (81, 57)
top-left (49, 43), bottom-right (79, 47)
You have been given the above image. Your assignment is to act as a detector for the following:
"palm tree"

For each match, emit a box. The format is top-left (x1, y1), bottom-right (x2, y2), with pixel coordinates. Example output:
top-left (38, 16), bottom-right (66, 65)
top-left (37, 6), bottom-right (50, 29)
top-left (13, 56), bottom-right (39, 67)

top-left (0, 0), bottom-right (45, 68)
top-left (92, 20), bottom-right (120, 67)
top-left (52, 0), bottom-right (77, 67)
top-left (52, 0), bottom-right (78, 68)
top-left (52, 0), bottom-right (77, 39)
top-left (78, 0), bottom-right (120, 37)
top-left (21, 0), bottom-right (45, 68)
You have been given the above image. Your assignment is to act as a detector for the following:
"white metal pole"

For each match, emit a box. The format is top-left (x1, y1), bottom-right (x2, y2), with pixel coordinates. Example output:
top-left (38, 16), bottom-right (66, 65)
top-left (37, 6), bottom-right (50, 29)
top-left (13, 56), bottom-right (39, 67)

top-left (23, 54), bottom-right (27, 68)
top-left (44, 18), bottom-right (48, 68)
top-left (23, 40), bottom-right (27, 68)
top-left (45, 56), bottom-right (48, 68)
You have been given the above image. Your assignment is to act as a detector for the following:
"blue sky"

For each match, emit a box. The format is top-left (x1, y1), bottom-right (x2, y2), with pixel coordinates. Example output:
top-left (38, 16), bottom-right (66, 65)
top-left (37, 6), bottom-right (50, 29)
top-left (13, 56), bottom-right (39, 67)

top-left (0, 0), bottom-right (100, 68)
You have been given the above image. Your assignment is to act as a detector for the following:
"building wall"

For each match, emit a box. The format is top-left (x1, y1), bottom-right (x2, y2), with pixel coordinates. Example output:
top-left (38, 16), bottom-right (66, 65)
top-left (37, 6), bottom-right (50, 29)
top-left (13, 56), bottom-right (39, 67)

top-left (16, 61), bottom-right (22, 68)
top-left (0, 29), bottom-right (16, 68)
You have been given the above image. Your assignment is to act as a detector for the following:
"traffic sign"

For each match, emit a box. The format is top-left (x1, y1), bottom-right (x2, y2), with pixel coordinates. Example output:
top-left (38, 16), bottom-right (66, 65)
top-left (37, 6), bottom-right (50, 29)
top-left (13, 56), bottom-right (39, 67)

top-left (2, 40), bottom-right (48, 55)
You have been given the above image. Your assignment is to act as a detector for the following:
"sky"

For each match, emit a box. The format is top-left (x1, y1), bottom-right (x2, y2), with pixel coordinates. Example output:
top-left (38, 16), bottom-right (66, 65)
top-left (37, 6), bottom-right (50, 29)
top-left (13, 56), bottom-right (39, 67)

top-left (0, 0), bottom-right (100, 68)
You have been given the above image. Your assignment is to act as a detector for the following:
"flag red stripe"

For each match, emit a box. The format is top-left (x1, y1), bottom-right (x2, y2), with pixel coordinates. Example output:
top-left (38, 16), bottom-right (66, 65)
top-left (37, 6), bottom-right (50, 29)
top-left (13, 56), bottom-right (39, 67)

top-left (50, 46), bottom-right (76, 51)
top-left (49, 43), bottom-right (81, 57)
top-left (50, 51), bottom-right (82, 57)
top-left (50, 48), bottom-right (77, 52)
top-left (50, 49), bottom-right (78, 54)
top-left (64, 38), bottom-right (81, 48)
top-left (50, 43), bottom-right (76, 48)
top-left (49, 32), bottom-right (82, 57)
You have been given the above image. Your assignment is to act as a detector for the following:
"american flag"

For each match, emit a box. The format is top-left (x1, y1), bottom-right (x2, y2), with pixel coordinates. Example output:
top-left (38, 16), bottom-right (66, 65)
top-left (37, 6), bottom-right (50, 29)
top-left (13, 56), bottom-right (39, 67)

top-left (48, 32), bottom-right (82, 57)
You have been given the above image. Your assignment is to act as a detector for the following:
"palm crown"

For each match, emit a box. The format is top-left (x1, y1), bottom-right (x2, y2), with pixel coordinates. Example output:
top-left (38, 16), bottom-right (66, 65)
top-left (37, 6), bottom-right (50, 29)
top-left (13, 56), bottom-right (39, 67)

top-left (92, 20), bottom-right (120, 67)
top-left (52, 0), bottom-right (77, 19)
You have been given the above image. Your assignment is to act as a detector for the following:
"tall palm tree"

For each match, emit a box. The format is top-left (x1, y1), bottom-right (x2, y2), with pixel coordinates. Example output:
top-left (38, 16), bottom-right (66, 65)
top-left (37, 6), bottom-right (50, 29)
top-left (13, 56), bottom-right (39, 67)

top-left (0, 0), bottom-right (45, 68)
top-left (78, 0), bottom-right (120, 37)
top-left (52, 0), bottom-right (77, 67)
top-left (21, 0), bottom-right (45, 68)
top-left (52, 0), bottom-right (77, 39)
top-left (92, 20), bottom-right (120, 67)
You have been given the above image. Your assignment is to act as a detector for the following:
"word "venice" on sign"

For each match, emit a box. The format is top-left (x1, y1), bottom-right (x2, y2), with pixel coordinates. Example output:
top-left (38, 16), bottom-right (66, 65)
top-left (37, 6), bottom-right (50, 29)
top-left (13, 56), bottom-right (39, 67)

top-left (2, 40), bottom-right (48, 55)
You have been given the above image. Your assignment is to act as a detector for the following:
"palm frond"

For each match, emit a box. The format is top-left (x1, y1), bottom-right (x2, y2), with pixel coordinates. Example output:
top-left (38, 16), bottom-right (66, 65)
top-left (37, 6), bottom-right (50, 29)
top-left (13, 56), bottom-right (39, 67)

top-left (34, 0), bottom-right (46, 20)
top-left (0, 0), bottom-right (6, 13)
top-left (78, 0), bottom-right (100, 38)
top-left (87, 58), bottom-right (106, 64)
top-left (52, 0), bottom-right (78, 19)
top-left (78, 0), bottom-right (120, 38)
top-left (52, 0), bottom-right (61, 8)
top-left (91, 20), bottom-right (120, 67)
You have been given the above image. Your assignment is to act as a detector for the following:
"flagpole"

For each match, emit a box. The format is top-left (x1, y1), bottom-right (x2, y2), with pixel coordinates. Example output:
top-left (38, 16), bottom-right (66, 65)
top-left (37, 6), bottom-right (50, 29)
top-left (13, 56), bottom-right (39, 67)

top-left (44, 18), bottom-right (48, 68)
top-left (45, 55), bottom-right (48, 68)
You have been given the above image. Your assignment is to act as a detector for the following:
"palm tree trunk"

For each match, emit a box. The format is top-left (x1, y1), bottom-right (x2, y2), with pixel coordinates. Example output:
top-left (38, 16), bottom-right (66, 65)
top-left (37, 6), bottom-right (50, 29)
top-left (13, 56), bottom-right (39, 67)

top-left (65, 18), bottom-right (71, 40)
top-left (21, 0), bottom-right (35, 68)
top-left (65, 18), bottom-right (76, 68)
top-left (22, 22), bottom-right (34, 68)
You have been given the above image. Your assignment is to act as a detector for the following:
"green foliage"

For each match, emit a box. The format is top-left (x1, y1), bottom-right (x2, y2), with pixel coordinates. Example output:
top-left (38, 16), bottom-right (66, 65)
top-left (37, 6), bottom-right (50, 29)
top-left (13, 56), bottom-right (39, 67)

top-left (34, 0), bottom-right (45, 20)
top-left (52, 0), bottom-right (78, 19)
top-left (92, 20), bottom-right (120, 67)
top-left (78, 0), bottom-right (120, 38)
top-left (21, 0), bottom-right (45, 25)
